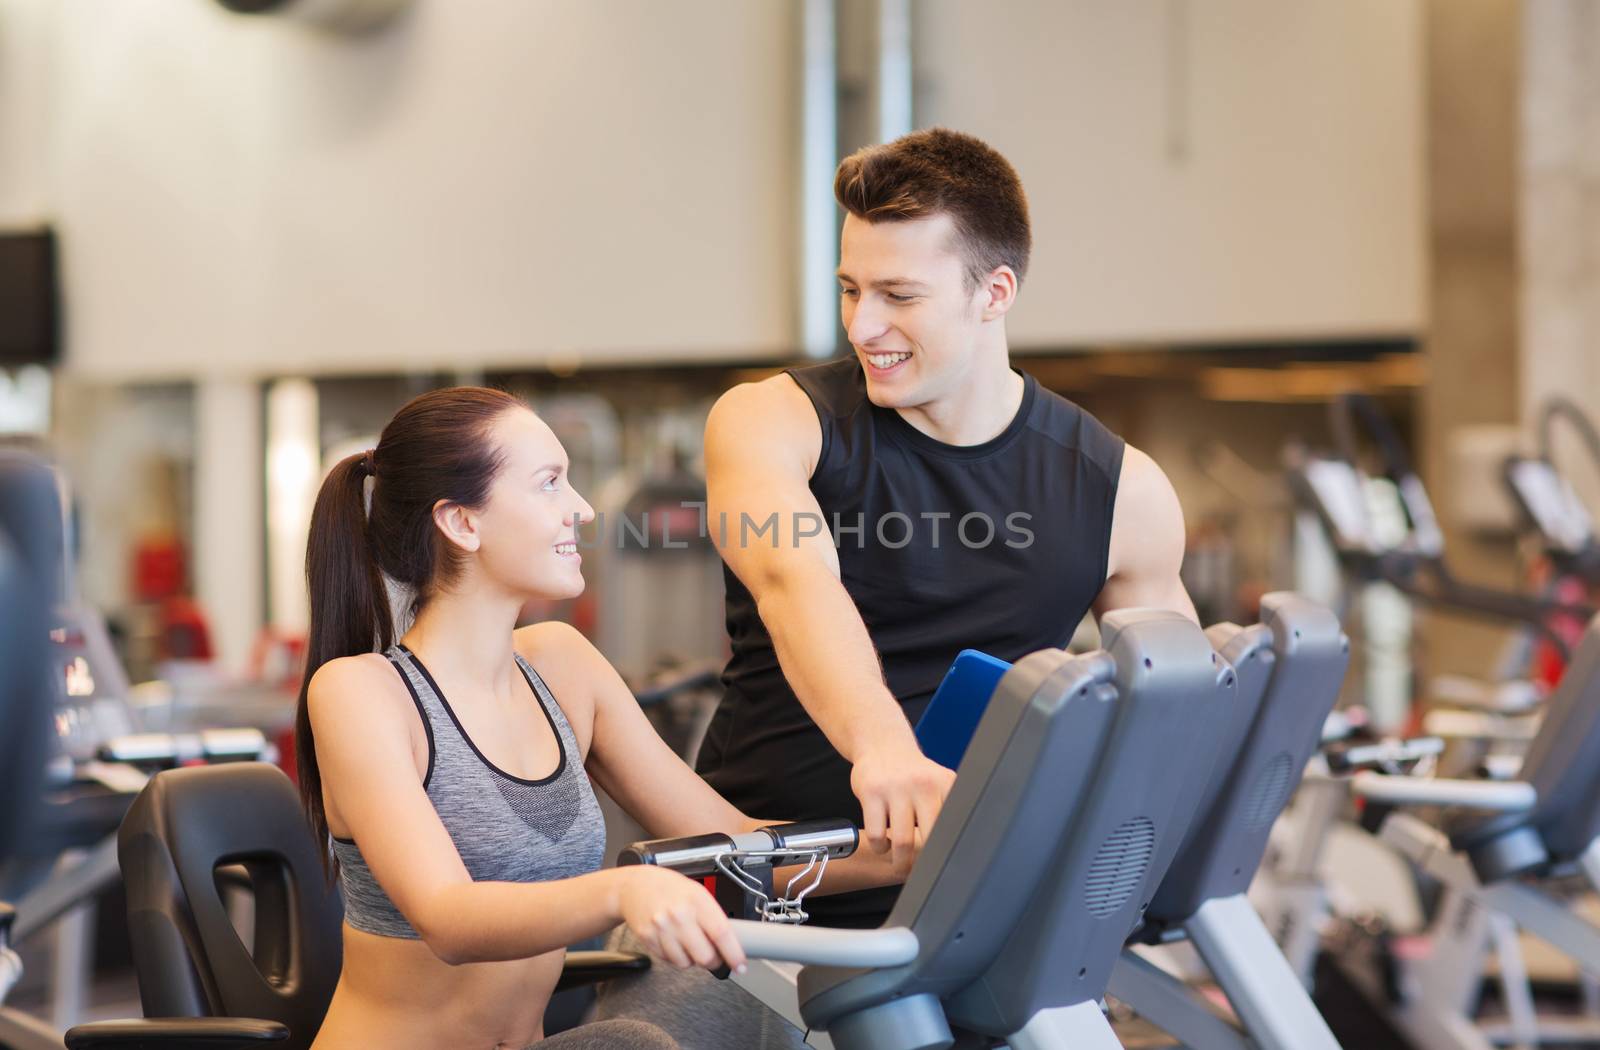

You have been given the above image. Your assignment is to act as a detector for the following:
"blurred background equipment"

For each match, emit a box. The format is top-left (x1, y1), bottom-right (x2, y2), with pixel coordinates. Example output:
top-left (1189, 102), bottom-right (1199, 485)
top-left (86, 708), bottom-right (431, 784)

top-left (0, 451), bottom-right (272, 1046)
top-left (1502, 397), bottom-right (1600, 684)
top-left (1287, 393), bottom-right (1596, 733)
top-left (0, 448), bottom-right (61, 1050)
top-left (0, 451), bottom-right (58, 865)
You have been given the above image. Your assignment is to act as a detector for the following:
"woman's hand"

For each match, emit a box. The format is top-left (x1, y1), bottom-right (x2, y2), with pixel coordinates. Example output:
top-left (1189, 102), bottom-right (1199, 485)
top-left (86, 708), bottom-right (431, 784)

top-left (614, 866), bottom-right (747, 973)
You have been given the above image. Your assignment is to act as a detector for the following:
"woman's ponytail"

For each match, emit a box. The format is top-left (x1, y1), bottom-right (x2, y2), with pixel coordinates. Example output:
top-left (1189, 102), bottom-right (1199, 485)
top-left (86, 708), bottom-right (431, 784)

top-left (294, 451), bottom-right (391, 874)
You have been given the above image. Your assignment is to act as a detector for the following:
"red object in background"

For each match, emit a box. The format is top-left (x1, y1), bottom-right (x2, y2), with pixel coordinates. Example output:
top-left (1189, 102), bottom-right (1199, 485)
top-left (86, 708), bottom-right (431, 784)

top-left (277, 726), bottom-right (299, 785)
top-left (132, 536), bottom-right (186, 602)
top-left (132, 534), bottom-right (216, 661)
top-left (1531, 574), bottom-right (1593, 690)
top-left (157, 595), bottom-right (213, 661)
top-left (250, 630), bottom-right (307, 782)
top-left (249, 630), bottom-right (307, 692)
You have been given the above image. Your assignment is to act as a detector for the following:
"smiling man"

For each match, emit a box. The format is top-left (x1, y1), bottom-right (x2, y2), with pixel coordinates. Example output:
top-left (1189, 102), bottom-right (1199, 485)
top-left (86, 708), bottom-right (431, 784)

top-left (697, 128), bottom-right (1198, 930)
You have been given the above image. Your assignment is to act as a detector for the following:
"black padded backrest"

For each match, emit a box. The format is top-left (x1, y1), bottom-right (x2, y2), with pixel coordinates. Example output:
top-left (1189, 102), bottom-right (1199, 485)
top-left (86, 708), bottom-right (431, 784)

top-left (119, 763), bottom-right (343, 1048)
top-left (798, 610), bottom-right (1232, 1037)
top-left (1149, 593), bottom-right (1348, 919)
top-left (1517, 615), bottom-right (1600, 859)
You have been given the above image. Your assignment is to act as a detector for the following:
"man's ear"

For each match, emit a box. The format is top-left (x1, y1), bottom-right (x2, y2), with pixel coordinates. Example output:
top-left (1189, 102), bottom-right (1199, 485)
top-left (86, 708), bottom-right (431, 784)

top-left (978, 265), bottom-right (1019, 322)
top-left (432, 499), bottom-right (481, 554)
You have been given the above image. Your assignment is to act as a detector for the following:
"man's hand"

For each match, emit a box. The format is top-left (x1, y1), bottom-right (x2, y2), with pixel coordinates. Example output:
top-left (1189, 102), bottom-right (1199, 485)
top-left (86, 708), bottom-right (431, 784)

top-left (849, 735), bottom-right (956, 875)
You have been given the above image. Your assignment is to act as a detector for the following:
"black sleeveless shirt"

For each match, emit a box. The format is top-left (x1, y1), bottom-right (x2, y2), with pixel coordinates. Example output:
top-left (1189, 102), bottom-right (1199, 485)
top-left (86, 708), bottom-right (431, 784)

top-left (697, 356), bottom-right (1125, 926)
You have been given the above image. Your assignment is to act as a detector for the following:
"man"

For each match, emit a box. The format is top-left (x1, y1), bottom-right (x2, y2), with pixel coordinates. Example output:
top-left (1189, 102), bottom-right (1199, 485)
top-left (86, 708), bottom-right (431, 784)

top-left (696, 127), bottom-right (1196, 929)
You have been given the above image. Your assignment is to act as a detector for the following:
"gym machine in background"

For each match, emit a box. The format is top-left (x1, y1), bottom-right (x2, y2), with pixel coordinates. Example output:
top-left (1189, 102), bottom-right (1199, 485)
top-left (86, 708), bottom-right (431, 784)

top-left (1287, 393), bottom-right (1595, 731)
top-left (1333, 610), bottom-right (1600, 1050)
top-left (1503, 396), bottom-right (1600, 584)
top-left (0, 451), bottom-right (269, 1049)
top-left (1502, 396), bottom-right (1600, 684)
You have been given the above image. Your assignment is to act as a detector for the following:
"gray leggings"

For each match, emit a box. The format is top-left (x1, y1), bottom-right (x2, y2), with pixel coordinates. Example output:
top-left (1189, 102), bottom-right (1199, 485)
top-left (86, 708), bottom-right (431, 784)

top-left (530, 1018), bottom-right (679, 1048)
top-left (588, 928), bottom-right (810, 1050)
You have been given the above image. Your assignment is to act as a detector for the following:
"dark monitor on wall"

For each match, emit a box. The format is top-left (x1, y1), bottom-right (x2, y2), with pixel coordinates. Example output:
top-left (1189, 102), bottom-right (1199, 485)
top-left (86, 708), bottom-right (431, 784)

top-left (0, 229), bottom-right (60, 367)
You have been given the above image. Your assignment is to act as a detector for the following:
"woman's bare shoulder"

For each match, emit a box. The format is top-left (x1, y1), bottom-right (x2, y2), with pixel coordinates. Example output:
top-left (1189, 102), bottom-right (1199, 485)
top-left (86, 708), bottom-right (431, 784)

top-left (512, 621), bottom-right (599, 670)
top-left (307, 652), bottom-right (414, 728)
top-left (512, 622), bottom-right (602, 728)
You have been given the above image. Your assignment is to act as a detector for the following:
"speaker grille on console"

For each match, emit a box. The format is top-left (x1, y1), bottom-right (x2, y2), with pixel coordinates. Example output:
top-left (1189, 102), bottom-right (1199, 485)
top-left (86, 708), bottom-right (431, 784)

top-left (1085, 816), bottom-right (1155, 917)
top-left (1243, 752), bottom-right (1295, 829)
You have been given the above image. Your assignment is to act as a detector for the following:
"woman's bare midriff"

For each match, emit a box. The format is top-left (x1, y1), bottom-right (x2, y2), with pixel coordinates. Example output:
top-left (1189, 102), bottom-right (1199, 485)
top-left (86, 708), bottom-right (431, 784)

top-left (310, 922), bottom-right (564, 1049)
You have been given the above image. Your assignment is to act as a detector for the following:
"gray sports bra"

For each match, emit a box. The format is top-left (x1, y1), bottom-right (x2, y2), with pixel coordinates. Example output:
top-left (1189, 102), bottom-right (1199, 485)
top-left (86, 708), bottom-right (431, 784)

top-left (331, 643), bottom-right (607, 939)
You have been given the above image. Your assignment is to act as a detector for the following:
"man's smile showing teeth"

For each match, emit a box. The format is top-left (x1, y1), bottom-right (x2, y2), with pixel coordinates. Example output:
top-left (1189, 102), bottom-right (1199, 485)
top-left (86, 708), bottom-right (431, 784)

top-left (554, 542), bottom-right (578, 556)
top-left (866, 352), bottom-right (911, 370)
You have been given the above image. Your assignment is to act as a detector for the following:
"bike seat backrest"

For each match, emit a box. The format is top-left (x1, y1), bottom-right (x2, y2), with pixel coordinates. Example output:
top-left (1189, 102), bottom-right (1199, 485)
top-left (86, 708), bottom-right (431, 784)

top-left (1149, 594), bottom-right (1348, 920)
top-left (799, 610), bottom-right (1234, 1038)
top-left (119, 763), bottom-right (343, 1050)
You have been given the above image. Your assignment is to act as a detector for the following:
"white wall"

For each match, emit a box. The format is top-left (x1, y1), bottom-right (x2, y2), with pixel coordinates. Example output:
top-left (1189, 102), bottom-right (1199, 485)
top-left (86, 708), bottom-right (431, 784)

top-left (915, 0), bottom-right (1426, 347)
top-left (26, 1), bottom-right (1431, 374)
top-left (0, 0), bottom-right (56, 225)
top-left (195, 378), bottom-right (263, 673)
top-left (1521, 0), bottom-right (1600, 512)
top-left (50, 0), bottom-right (800, 379)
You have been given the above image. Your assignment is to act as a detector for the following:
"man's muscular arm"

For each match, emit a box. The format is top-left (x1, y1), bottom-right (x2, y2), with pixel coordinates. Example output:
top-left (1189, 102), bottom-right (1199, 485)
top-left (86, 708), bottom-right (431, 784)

top-left (1093, 445), bottom-right (1200, 623)
top-left (704, 376), bottom-right (953, 870)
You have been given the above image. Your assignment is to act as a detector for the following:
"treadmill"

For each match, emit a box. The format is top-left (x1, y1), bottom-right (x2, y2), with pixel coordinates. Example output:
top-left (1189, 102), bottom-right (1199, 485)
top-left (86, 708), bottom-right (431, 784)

top-left (1503, 396), bottom-right (1600, 585)
top-left (1307, 393), bottom-right (1595, 656)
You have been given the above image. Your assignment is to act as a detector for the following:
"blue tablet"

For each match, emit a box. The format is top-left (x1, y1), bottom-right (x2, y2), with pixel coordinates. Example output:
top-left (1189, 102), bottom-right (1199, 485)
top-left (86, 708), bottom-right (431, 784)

top-left (915, 650), bottom-right (1013, 771)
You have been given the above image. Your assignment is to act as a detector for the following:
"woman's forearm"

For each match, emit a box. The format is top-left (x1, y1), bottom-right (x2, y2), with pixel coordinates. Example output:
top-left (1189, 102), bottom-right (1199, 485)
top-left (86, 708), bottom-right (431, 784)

top-left (416, 868), bottom-right (630, 965)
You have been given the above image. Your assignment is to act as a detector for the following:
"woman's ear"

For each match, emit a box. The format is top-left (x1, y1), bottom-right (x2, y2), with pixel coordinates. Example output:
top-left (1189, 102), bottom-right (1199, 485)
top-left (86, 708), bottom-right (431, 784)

top-left (432, 499), bottom-right (482, 554)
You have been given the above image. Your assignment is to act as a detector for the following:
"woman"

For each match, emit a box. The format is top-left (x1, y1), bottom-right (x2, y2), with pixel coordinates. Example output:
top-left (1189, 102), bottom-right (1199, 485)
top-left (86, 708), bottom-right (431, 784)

top-left (297, 388), bottom-right (903, 1050)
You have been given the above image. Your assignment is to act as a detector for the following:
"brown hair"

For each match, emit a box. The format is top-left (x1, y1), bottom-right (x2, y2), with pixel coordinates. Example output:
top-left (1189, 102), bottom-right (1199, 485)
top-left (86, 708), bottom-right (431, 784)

top-left (834, 127), bottom-right (1031, 291)
top-left (294, 386), bottom-right (527, 872)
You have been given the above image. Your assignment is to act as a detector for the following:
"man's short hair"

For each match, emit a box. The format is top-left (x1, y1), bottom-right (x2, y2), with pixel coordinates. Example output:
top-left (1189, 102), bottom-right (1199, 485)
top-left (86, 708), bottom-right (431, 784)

top-left (834, 127), bottom-right (1031, 291)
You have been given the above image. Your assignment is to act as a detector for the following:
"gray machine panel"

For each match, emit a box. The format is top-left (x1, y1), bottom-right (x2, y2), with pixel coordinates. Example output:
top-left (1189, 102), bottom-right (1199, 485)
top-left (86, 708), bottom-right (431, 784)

top-left (797, 647), bottom-right (1119, 1022)
top-left (952, 610), bottom-right (1235, 1034)
top-left (1150, 593), bottom-right (1349, 919)
top-left (1159, 622), bottom-right (1276, 888)
top-left (799, 610), bottom-right (1235, 1041)
top-left (1489, 613), bottom-right (1600, 862)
